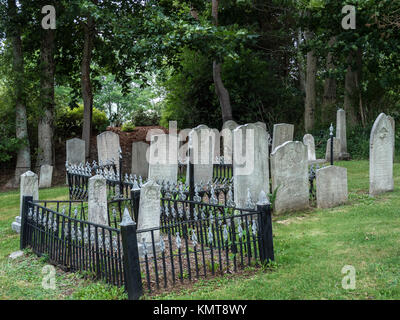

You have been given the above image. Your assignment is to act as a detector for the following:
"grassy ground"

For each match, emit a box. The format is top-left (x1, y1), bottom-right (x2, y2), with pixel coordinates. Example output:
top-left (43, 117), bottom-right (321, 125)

top-left (1, 160), bottom-right (400, 299)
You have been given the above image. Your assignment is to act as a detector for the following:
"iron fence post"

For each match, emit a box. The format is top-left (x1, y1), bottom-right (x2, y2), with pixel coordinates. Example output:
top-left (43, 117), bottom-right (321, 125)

top-left (257, 202), bottom-right (274, 263)
top-left (330, 123), bottom-right (334, 166)
top-left (20, 195), bottom-right (33, 250)
top-left (130, 188), bottom-right (141, 222)
top-left (120, 210), bottom-right (143, 300)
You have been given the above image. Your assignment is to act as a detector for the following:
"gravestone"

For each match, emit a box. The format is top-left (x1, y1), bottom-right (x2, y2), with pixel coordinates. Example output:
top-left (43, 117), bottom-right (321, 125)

top-left (316, 165), bottom-right (348, 208)
top-left (325, 137), bottom-right (341, 162)
top-left (39, 164), bottom-right (53, 188)
top-left (270, 141), bottom-right (309, 214)
top-left (369, 113), bottom-right (394, 196)
top-left (272, 123), bottom-right (294, 152)
top-left (233, 124), bottom-right (270, 208)
top-left (303, 134), bottom-right (316, 161)
top-left (66, 138), bottom-right (85, 165)
top-left (336, 109), bottom-right (350, 160)
top-left (388, 115), bottom-right (395, 161)
top-left (148, 133), bottom-right (178, 184)
top-left (88, 175), bottom-right (108, 226)
top-left (97, 131), bottom-right (121, 167)
top-left (211, 128), bottom-right (221, 163)
top-left (254, 121), bottom-right (267, 131)
top-left (131, 141), bottom-right (149, 179)
top-left (137, 180), bottom-right (161, 256)
top-left (12, 171), bottom-right (39, 233)
top-left (187, 125), bottom-right (215, 184)
top-left (221, 120), bottom-right (239, 164)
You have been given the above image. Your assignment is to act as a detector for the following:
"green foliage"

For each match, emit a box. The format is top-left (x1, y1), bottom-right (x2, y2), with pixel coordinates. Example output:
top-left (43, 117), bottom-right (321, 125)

top-left (131, 106), bottom-right (161, 127)
top-left (55, 105), bottom-right (108, 139)
top-left (121, 120), bottom-right (136, 132)
top-left (347, 125), bottom-right (373, 160)
top-left (71, 282), bottom-right (127, 300)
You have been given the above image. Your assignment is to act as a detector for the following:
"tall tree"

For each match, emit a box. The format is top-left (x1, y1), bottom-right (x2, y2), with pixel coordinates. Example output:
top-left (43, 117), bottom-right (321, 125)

top-left (321, 37), bottom-right (337, 125)
top-left (304, 30), bottom-right (317, 132)
top-left (6, 0), bottom-right (31, 186)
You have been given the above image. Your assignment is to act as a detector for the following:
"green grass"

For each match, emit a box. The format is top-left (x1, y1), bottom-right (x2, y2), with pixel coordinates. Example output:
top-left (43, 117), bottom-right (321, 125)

top-left (2, 160), bottom-right (400, 299)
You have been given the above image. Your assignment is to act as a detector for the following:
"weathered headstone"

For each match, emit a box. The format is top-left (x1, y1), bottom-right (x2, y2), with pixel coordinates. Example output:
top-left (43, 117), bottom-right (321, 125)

top-left (336, 109), bottom-right (350, 160)
top-left (388, 115), bottom-right (395, 161)
top-left (12, 171), bottom-right (39, 233)
top-left (148, 133), bottom-right (178, 184)
top-left (136, 180), bottom-right (161, 256)
top-left (325, 137), bottom-right (341, 162)
top-left (211, 128), bottom-right (221, 163)
top-left (187, 125), bottom-right (215, 184)
top-left (272, 123), bottom-right (294, 152)
top-left (221, 120), bottom-right (239, 164)
top-left (97, 131), bottom-right (121, 167)
top-left (233, 124), bottom-right (270, 208)
top-left (369, 113), bottom-right (394, 196)
top-left (131, 141), bottom-right (149, 179)
top-left (303, 134), bottom-right (316, 161)
top-left (254, 121), bottom-right (267, 131)
top-left (270, 141), bottom-right (309, 214)
top-left (316, 165), bottom-right (348, 208)
top-left (66, 138), bottom-right (85, 165)
top-left (88, 175), bottom-right (108, 226)
top-left (39, 164), bottom-right (53, 188)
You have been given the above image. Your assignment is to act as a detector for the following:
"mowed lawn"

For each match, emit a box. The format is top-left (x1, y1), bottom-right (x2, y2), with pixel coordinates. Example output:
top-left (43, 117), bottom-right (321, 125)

top-left (1, 160), bottom-right (400, 299)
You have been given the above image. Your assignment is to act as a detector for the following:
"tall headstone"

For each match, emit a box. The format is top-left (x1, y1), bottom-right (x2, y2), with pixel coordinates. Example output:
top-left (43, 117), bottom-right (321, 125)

top-left (369, 113), bottom-right (394, 196)
top-left (222, 120), bottom-right (239, 164)
top-left (211, 128), bottom-right (221, 163)
top-left (131, 141), bottom-right (149, 179)
top-left (148, 133), bottom-right (178, 184)
top-left (303, 134), bottom-right (316, 161)
top-left (270, 141), bottom-right (309, 214)
top-left (187, 125), bottom-right (215, 184)
top-left (388, 115), bottom-right (395, 161)
top-left (39, 164), bottom-right (53, 188)
top-left (325, 137), bottom-right (341, 162)
top-left (97, 131), bottom-right (121, 167)
top-left (272, 123), bottom-right (294, 152)
top-left (233, 124), bottom-right (270, 208)
top-left (336, 109), bottom-right (350, 160)
top-left (254, 121), bottom-right (267, 131)
top-left (316, 165), bottom-right (348, 208)
top-left (66, 138), bottom-right (86, 165)
top-left (12, 171), bottom-right (39, 233)
top-left (88, 175), bottom-right (108, 226)
top-left (137, 180), bottom-right (161, 256)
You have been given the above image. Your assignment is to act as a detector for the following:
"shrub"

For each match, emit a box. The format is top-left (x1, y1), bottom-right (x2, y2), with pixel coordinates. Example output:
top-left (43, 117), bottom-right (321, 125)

top-left (121, 121), bottom-right (136, 132)
top-left (131, 107), bottom-right (160, 126)
top-left (55, 105), bottom-right (109, 139)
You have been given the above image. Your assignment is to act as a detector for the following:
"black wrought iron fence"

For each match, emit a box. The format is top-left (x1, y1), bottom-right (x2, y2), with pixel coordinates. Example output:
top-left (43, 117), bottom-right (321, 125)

top-left (20, 197), bottom-right (124, 287)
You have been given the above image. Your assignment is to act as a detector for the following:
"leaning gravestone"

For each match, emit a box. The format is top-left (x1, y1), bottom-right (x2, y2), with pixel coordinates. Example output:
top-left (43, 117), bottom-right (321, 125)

top-left (336, 109), bottom-right (350, 160)
top-left (148, 134), bottom-right (178, 184)
top-left (325, 137), bottom-right (341, 162)
top-left (88, 175), bottom-right (108, 226)
top-left (137, 180), bottom-right (161, 256)
top-left (187, 125), bottom-right (215, 184)
top-left (131, 141), bottom-right (149, 179)
top-left (303, 134), bottom-right (316, 161)
top-left (221, 120), bottom-right (239, 164)
top-left (233, 124), bottom-right (270, 208)
top-left (39, 164), bottom-right (53, 188)
top-left (270, 141), bottom-right (309, 214)
top-left (12, 171), bottom-right (39, 233)
top-left (66, 138), bottom-right (85, 166)
top-left (316, 165), bottom-right (348, 208)
top-left (369, 113), bottom-right (394, 196)
top-left (272, 123), bottom-right (294, 152)
top-left (97, 131), bottom-right (121, 167)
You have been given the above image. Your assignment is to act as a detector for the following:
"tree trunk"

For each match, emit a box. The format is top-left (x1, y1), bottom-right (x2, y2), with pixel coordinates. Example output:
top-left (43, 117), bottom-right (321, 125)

top-left (297, 30), bottom-right (306, 96)
top-left (304, 31), bottom-right (317, 132)
top-left (211, 0), bottom-right (233, 123)
top-left (6, 0), bottom-right (31, 187)
top-left (81, 16), bottom-right (95, 158)
top-left (37, 27), bottom-right (55, 169)
top-left (321, 37), bottom-right (337, 125)
top-left (344, 49), bottom-right (362, 126)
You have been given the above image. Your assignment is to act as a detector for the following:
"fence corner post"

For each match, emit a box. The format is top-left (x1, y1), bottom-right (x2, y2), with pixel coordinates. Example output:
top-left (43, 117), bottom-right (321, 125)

top-left (20, 195), bottom-right (33, 250)
top-left (130, 188), bottom-right (141, 222)
top-left (256, 191), bottom-right (274, 264)
top-left (120, 208), bottom-right (143, 300)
